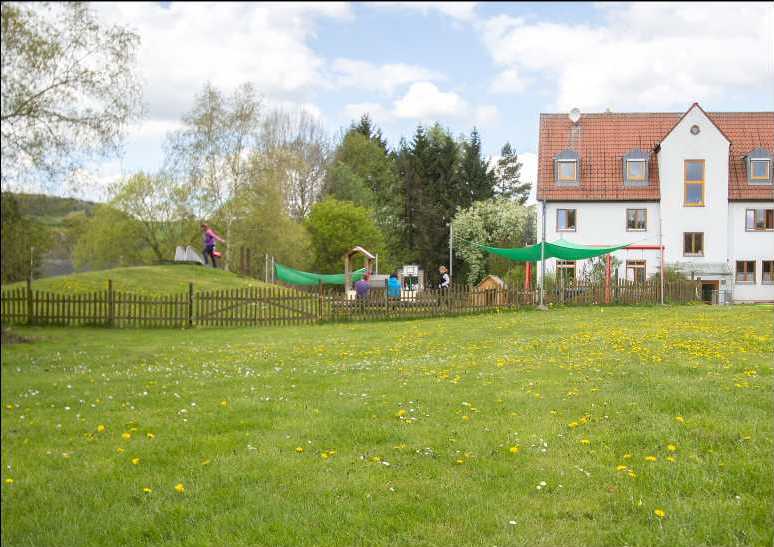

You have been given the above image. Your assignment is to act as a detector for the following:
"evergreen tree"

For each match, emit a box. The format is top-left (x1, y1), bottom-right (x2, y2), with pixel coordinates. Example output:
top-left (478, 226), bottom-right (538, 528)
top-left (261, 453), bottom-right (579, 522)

top-left (494, 142), bottom-right (531, 204)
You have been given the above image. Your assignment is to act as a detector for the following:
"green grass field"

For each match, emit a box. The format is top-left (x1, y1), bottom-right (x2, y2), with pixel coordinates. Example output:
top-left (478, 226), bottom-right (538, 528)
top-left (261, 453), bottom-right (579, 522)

top-left (3, 265), bottom-right (272, 296)
top-left (2, 305), bottom-right (772, 546)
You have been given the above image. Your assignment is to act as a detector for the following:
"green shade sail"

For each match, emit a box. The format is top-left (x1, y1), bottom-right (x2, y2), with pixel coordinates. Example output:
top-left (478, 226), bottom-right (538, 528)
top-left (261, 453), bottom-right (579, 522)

top-left (477, 238), bottom-right (633, 262)
top-left (274, 263), bottom-right (367, 286)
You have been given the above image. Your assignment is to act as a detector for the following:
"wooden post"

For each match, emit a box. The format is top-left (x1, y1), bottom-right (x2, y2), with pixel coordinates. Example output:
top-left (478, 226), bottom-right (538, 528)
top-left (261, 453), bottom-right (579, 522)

top-left (524, 262), bottom-right (532, 291)
top-left (109, 279), bottom-right (116, 327)
top-left (188, 282), bottom-right (194, 328)
top-left (26, 277), bottom-right (32, 325)
top-left (318, 280), bottom-right (323, 322)
top-left (604, 254), bottom-right (611, 304)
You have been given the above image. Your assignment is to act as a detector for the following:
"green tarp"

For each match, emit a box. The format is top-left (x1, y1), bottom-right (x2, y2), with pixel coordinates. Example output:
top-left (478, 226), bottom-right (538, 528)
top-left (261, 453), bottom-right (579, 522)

top-left (274, 262), bottom-right (367, 286)
top-left (477, 238), bottom-right (632, 262)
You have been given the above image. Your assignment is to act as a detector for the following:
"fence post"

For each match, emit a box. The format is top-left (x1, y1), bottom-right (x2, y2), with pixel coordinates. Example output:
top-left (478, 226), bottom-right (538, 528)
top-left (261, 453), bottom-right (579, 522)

top-left (26, 277), bottom-right (33, 325)
top-left (188, 282), bottom-right (194, 328)
top-left (318, 280), bottom-right (323, 322)
top-left (107, 279), bottom-right (114, 327)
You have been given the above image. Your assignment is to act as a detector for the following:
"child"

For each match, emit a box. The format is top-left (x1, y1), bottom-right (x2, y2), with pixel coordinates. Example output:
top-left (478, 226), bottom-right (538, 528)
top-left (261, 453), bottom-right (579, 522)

top-left (201, 223), bottom-right (225, 268)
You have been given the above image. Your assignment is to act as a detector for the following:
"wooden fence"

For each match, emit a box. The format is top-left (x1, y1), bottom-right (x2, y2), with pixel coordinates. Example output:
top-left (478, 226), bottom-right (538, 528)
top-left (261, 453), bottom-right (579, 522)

top-left (1, 279), bottom-right (700, 328)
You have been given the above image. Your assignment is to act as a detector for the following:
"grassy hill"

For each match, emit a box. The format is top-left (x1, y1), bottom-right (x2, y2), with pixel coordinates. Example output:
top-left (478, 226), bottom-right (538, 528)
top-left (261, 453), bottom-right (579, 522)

top-left (3, 265), bottom-right (277, 295)
top-left (12, 192), bottom-right (97, 227)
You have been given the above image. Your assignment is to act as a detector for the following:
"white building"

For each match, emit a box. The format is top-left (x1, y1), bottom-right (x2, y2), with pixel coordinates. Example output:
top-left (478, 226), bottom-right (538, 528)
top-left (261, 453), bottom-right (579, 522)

top-left (536, 103), bottom-right (774, 303)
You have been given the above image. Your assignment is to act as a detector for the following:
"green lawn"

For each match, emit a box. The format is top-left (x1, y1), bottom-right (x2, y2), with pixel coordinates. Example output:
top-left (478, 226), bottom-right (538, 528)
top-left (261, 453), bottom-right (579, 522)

top-left (2, 305), bottom-right (772, 546)
top-left (3, 265), bottom-right (273, 296)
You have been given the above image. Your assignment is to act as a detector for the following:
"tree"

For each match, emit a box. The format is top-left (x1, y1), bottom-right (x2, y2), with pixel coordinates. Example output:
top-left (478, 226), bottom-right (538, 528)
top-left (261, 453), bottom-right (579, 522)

top-left (452, 198), bottom-right (536, 285)
top-left (259, 108), bottom-right (330, 220)
top-left (72, 204), bottom-right (150, 271)
top-left (109, 171), bottom-right (198, 262)
top-left (1, 2), bottom-right (142, 189)
top-left (166, 82), bottom-right (261, 270)
top-left (350, 114), bottom-right (387, 152)
top-left (459, 128), bottom-right (496, 204)
top-left (305, 198), bottom-right (387, 274)
top-left (494, 142), bottom-right (531, 204)
top-left (1, 192), bottom-right (50, 282)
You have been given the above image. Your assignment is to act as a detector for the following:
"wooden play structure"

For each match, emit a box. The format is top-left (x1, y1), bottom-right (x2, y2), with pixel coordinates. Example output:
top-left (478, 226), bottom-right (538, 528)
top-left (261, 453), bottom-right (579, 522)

top-left (344, 246), bottom-right (376, 293)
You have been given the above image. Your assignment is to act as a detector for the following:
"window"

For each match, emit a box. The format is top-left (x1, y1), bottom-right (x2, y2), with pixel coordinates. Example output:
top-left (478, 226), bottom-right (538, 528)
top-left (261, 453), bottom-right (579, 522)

top-left (623, 149), bottom-right (649, 187)
top-left (745, 209), bottom-right (774, 231)
top-left (684, 232), bottom-right (704, 256)
top-left (684, 160), bottom-right (705, 206)
top-left (557, 209), bottom-right (577, 232)
top-left (736, 261), bottom-right (756, 284)
top-left (626, 160), bottom-right (646, 181)
top-left (556, 260), bottom-right (576, 284)
top-left (557, 161), bottom-right (577, 181)
top-left (746, 148), bottom-right (773, 185)
top-left (554, 150), bottom-right (580, 185)
top-left (626, 260), bottom-right (646, 283)
top-left (763, 261), bottom-right (774, 284)
top-left (626, 209), bottom-right (647, 231)
top-left (751, 159), bottom-right (770, 181)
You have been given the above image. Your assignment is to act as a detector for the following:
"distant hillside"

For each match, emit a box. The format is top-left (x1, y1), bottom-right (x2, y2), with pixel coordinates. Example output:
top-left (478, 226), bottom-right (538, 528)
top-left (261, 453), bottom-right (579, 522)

top-left (2, 264), bottom-right (280, 296)
top-left (12, 192), bottom-right (97, 227)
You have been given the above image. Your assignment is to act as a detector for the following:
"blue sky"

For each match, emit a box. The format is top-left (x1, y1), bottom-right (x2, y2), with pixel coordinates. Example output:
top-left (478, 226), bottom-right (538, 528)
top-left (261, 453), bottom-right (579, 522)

top-left (63, 2), bottom-right (774, 200)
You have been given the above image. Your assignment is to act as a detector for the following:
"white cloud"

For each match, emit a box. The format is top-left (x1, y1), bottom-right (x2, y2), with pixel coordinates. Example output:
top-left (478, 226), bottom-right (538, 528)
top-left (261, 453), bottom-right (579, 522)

top-left (474, 105), bottom-right (499, 126)
top-left (519, 152), bottom-right (538, 205)
top-left (93, 2), bottom-right (352, 122)
top-left (370, 2), bottom-right (478, 22)
top-left (479, 3), bottom-right (774, 110)
top-left (332, 58), bottom-right (445, 95)
top-left (393, 82), bottom-right (467, 119)
top-left (490, 68), bottom-right (527, 94)
top-left (343, 102), bottom-right (394, 125)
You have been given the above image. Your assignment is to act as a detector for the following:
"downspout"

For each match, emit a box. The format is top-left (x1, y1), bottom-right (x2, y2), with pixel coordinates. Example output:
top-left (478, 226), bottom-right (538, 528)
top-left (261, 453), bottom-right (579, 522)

top-left (539, 200), bottom-right (546, 309)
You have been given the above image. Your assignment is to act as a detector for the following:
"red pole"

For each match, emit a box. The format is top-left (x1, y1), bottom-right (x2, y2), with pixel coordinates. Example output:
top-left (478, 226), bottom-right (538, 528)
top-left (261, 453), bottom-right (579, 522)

top-left (605, 254), bottom-right (611, 304)
top-left (524, 262), bottom-right (532, 290)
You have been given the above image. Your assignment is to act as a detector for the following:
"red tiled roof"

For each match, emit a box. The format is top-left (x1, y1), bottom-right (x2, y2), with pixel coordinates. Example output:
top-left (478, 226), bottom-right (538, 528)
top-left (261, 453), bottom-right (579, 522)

top-left (536, 107), bottom-right (774, 202)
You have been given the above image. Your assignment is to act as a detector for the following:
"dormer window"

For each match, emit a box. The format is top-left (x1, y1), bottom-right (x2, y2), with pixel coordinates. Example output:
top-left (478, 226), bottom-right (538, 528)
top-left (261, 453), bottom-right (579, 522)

top-left (623, 149), bottom-right (649, 187)
top-left (554, 149), bottom-right (579, 185)
top-left (747, 148), bottom-right (772, 184)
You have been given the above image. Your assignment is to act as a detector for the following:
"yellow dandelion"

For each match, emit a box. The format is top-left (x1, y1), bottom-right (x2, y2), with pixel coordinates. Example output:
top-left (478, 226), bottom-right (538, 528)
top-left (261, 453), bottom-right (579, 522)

top-left (97, 424), bottom-right (106, 433)
top-left (174, 483), bottom-right (185, 494)
top-left (201, 459), bottom-right (211, 465)
top-left (143, 487), bottom-right (152, 494)
top-left (220, 400), bottom-right (228, 407)
top-left (654, 509), bottom-right (666, 519)
top-left (462, 415), bottom-right (470, 421)
top-left (396, 409), bottom-right (406, 418)
top-left (616, 465), bottom-right (627, 471)
top-left (675, 416), bottom-right (685, 423)
top-left (568, 421), bottom-right (579, 428)
top-left (4, 478), bottom-right (13, 485)
top-left (667, 444), bottom-right (677, 452)
top-left (321, 452), bottom-right (329, 460)
top-left (645, 456), bottom-right (657, 462)
top-left (370, 456), bottom-right (381, 463)
top-left (131, 457), bottom-right (140, 465)
top-left (627, 471), bottom-right (637, 478)
top-left (121, 432), bottom-right (131, 440)
top-left (580, 439), bottom-right (590, 445)
top-left (146, 432), bottom-right (155, 439)
top-left (666, 456), bottom-right (676, 463)
top-left (509, 446), bottom-right (520, 454)
top-left (116, 447), bottom-right (125, 453)
top-left (623, 453), bottom-right (632, 459)
top-left (295, 447), bottom-right (304, 453)
top-left (455, 459), bottom-right (464, 464)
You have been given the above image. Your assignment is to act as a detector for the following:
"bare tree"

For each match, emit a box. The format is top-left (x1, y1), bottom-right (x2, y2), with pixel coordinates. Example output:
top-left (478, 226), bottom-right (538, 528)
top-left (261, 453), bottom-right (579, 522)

top-left (1, 2), bottom-right (142, 190)
top-left (259, 109), bottom-right (330, 219)
top-left (165, 82), bottom-right (261, 270)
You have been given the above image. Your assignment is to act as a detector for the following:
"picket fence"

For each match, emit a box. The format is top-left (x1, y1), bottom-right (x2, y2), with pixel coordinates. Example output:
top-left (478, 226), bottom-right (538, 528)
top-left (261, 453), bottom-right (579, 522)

top-left (1, 279), bottom-right (700, 328)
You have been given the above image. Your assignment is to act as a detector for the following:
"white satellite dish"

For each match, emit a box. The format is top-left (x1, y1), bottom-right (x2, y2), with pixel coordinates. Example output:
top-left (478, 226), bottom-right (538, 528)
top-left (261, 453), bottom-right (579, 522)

top-left (569, 108), bottom-right (581, 124)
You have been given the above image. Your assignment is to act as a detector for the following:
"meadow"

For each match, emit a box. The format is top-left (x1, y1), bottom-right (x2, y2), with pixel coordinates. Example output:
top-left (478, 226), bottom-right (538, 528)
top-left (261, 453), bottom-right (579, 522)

top-left (1, 305), bottom-right (772, 546)
top-left (4, 265), bottom-right (272, 296)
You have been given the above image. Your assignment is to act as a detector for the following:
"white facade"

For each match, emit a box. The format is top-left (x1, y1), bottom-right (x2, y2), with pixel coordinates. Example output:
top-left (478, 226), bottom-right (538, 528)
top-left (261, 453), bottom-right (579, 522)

top-left (538, 105), bottom-right (774, 302)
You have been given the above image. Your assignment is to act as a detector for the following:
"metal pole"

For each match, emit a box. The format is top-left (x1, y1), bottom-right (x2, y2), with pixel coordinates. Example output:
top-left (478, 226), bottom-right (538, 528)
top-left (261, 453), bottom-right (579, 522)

top-left (449, 223), bottom-right (453, 284)
top-left (375, 254), bottom-right (379, 275)
top-left (539, 201), bottom-right (546, 308)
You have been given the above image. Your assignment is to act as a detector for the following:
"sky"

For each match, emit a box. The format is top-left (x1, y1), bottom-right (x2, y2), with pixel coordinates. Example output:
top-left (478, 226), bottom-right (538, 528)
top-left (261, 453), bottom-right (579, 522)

top-left (58, 2), bottom-right (774, 201)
